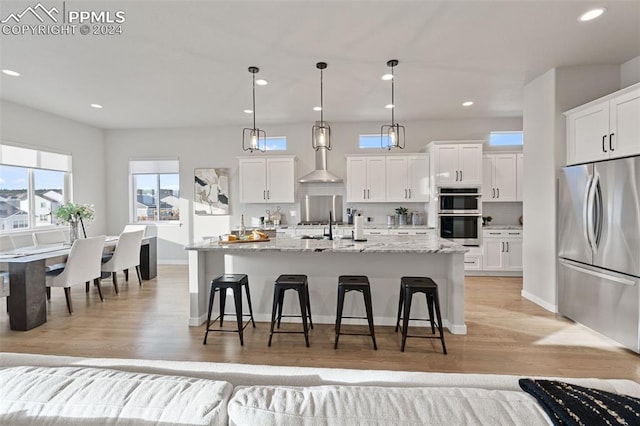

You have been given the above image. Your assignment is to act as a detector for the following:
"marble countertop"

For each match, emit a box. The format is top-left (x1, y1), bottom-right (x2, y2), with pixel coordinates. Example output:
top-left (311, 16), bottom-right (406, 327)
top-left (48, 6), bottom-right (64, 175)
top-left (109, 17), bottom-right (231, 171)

top-left (185, 232), bottom-right (468, 254)
top-left (483, 225), bottom-right (523, 230)
top-left (274, 224), bottom-right (431, 230)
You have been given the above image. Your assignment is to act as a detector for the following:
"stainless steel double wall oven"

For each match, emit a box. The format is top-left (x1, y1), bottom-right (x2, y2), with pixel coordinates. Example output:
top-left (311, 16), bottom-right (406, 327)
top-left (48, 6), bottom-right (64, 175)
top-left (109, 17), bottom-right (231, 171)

top-left (437, 187), bottom-right (482, 246)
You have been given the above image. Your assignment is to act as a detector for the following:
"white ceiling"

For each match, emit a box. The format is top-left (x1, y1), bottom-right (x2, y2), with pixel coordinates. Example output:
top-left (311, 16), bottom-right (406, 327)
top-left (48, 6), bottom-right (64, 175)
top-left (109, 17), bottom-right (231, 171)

top-left (1, 0), bottom-right (639, 130)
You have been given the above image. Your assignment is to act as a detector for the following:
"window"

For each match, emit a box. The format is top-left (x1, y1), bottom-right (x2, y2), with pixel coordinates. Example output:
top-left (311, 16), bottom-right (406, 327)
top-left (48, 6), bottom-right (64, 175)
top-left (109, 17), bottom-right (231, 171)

top-left (130, 159), bottom-right (180, 223)
top-left (359, 134), bottom-right (390, 149)
top-left (489, 131), bottom-right (523, 147)
top-left (0, 144), bottom-right (70, 231)
top-left (265, 136), bottom-right (287, 151)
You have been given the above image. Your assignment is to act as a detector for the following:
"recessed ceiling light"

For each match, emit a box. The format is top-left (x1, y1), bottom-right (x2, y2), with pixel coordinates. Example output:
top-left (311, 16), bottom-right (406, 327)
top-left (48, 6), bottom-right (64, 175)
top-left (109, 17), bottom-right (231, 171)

top-left (1, 69), bottom-right (20, 77)
top-left (243, 109), bottom-right (253, 114)
top-left (381, 74), bottom-right (393, 81)
top-left (313, 106), bottom-right (322, 111)
top-left (255, 79), bottom-right (268, 86)
top-left (385, 104), bottom-right (394, 109)
top-left (579, 8), bottom-right (606, 22)
top-left (90, 104), bottom-right (103, 109)
top-left (462, 101), bottom-right (474, 107)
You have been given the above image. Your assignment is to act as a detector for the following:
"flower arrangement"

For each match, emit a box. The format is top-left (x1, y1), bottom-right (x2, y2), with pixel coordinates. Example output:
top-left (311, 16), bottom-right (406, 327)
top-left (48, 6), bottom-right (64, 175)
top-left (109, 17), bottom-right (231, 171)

top-left (54, 202), bottom-right (95, 225)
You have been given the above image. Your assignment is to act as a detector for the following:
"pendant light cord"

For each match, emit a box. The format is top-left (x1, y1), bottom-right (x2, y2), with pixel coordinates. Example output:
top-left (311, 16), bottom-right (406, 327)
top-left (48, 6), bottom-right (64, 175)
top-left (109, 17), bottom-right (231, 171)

top-left (390, 64), bottom-right (395, 126)
top-left (320, 68), bottom-right (324, 124)
top-left (252, 72), bottom-right (257, 130)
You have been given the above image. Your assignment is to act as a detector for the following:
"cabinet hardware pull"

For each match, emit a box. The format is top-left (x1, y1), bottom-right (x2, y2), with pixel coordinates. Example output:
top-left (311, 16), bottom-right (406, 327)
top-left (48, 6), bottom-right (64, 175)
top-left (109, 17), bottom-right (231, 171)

top-left (492, 188), bottom-right (495, 198)
top-left (489, 232), bottom-right (500, 235)
top-left (609, 133), bottom-right (615, 151)
top-left (363, 189), bottom-right (366, 199)
top-left (501, 242), bottom-right (504, 252)
top-left (267, 190), bottom-right (270, 200)
top-left (464, 261), bottom-right (475, 264)
top-left (602, 135), bottom-right (607, 152)
top-left (497, 188), bottom-right (500, 198)
top-left (460, 170), bottom-right (462, 181)
top-left (367, 189), bottom-right (370, 199)
top-left (506, 241), bottom-right (509, 252)
top-left (455, 171), bottom-right (458, 181)
top-left (263, 190), bottom-right (266, 200)
top-left (404, 189), bottom-right (407, 199)
top-left (408, 188), bottom-right (411, 198)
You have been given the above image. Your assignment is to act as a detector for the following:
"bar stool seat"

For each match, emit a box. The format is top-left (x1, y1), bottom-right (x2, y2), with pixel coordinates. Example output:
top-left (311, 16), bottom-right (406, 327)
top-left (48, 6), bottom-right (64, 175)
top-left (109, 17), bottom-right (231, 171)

top-left (334, 275), bottom-right (377, 350)
top-left (268, 274), bottom-right (313, 347)
top-left (395, 276), bottom-right (447, 354)
top-left (203, 273), bottom-right (256, 346)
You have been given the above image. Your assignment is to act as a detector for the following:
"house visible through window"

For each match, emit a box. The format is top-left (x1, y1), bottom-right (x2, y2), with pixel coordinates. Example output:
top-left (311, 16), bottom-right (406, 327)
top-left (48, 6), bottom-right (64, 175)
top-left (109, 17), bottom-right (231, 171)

top-left (489, 131), bottom-right (523, 146)
top-left (0, 144), bottom-right (70, 231)
top-left (359, 134), bottom-right (390, 149)
top-left (265, 136), bottom-right (287, 151)
top-left (130, 159), bottom-right (180, 222)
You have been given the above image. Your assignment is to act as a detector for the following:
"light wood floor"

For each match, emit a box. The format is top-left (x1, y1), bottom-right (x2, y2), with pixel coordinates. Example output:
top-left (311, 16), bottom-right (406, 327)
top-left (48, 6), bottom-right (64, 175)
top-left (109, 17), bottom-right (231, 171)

top-left (1, 265), bottom-right (637, 381)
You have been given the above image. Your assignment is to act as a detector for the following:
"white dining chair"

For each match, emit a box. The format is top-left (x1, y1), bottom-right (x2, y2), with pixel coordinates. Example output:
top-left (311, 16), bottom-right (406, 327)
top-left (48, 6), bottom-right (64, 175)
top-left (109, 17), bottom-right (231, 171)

top-left (101, 230), bottom-right (144, 294)
top-left (45, 235), bottom-right (106, 315)
top-left (33, 229), bottom-right (67, 246)
top-left (123, 224), bottom-right (147, 236)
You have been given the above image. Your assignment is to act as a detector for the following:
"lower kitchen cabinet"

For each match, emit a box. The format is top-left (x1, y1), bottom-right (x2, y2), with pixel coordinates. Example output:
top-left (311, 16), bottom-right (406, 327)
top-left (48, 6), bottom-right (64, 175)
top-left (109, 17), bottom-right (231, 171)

top-left (463, 246), bottom-right (483, 271)
top-left (482, 229), bottom-right (523, 272)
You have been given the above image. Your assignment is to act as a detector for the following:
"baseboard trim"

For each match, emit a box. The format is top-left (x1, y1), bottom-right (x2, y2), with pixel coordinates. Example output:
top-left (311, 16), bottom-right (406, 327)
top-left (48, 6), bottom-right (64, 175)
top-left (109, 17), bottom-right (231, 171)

top-left (521, 290), bottom-right (557, 313)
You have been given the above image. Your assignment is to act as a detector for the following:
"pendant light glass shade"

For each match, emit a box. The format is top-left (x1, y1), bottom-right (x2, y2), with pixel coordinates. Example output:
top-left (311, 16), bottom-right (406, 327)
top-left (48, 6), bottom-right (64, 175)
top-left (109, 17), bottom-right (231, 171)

top-left (311, 62), bottom-right (332, 151)
top-left (242, 66), bottom-right (266, 152)
top-left (381, 59), bottom-right (405, 150)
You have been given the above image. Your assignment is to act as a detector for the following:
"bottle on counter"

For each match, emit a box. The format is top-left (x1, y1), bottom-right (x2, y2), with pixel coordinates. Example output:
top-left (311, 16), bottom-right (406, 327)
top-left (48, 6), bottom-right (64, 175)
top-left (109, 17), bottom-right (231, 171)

top-left (239, 214), bottom-right (246, 236)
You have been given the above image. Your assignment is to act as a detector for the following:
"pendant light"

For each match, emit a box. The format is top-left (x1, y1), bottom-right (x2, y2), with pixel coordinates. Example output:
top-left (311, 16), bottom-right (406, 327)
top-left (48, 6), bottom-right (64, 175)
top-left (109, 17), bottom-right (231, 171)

top-left (312, 62), bottom-right (331, 150)
top-left (381, 59), bottom-right (405, 150)
top-left (242, 66), bottom-right (266, 152)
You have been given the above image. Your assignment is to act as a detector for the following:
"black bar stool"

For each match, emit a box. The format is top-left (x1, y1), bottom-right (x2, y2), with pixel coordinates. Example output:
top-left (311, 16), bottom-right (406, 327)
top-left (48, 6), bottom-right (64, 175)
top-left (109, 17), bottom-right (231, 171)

top-left (395, 276), bottom-right (447, 354)
top-left (268, 274), bottom-right (313, 347)
top-left (334, 275), bottom-right (377, 350)
top-left (203, 274), bottom-right (256, 346)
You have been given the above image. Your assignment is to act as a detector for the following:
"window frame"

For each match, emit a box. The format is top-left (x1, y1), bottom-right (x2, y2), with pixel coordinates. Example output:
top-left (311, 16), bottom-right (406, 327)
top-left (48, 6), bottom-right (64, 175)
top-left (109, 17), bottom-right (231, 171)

top-left (488, 131), bottom-right (524, 147)
top-left (359, 134), bottom-right (391, 149)
top-left (265, 136), bottom-right (287, 151)
top-left (129, 159), bottom-right (180, 225)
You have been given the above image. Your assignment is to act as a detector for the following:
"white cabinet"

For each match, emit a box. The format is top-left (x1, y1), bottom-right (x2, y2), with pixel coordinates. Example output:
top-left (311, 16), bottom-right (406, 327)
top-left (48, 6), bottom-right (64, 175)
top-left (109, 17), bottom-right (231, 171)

top-left (482, 230), bottom-right (523, 271)
top-left (388, 229), bottom-right (429, 236)
top-left (239, 156), bottom-right (295, 203)
top-left (566, 84), bottom-right (640, 165)
top-left (516, 153), bottom-right (524, 201)
top-left (364, 228), bottom-right (389, 236)
top-left (429, 142), bottom-right (483, 186)
top-left (482, 153), bottom-right (518, 202)
top-left (385, 155), bottom-right (430, 202)
top-left (346, 157), bottom-right (386, 202)
top-left (464, 245), bottom-right (483, 272)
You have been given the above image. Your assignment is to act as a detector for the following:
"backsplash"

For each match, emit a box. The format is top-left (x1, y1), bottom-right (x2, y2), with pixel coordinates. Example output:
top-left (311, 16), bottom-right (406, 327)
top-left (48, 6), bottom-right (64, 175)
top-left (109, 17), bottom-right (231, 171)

top-left (482, 202), bottom-right (523, 226)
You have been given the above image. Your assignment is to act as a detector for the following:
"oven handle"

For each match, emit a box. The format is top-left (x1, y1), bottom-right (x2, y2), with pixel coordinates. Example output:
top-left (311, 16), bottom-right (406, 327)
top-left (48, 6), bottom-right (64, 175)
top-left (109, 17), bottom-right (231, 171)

top-left (437, 193), bottom-right (481, 197)
top-left (438, 213), bottom-right (482, 217)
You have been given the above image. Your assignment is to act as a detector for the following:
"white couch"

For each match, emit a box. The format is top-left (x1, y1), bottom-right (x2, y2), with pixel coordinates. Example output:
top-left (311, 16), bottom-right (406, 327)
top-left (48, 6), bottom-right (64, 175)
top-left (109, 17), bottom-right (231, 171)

top-left (1, 352), bottom-right (639, 425)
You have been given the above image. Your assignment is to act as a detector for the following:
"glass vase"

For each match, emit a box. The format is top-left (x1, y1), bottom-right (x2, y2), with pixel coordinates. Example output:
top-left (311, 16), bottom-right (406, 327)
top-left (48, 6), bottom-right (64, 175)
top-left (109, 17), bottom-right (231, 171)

top-left (69, 221), bottom-right (79, 244)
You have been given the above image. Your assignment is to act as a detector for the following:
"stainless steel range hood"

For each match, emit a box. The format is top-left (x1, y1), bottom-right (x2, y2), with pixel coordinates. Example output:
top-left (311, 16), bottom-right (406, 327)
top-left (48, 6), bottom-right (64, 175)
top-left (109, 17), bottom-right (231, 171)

top-left (298, 146), bottom-right (343, 183)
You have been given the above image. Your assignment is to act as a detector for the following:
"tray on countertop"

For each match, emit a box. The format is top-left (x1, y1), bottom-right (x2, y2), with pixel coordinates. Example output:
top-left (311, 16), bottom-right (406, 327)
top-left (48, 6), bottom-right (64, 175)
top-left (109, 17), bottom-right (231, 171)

top-left (218, 238), bottom-right (270, 245)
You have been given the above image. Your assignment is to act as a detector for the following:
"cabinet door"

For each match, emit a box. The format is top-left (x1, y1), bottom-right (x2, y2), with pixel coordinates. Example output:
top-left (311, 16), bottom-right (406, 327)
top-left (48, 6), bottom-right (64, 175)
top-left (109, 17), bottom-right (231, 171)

top-left (346, 157), bottom-right (368, 202)
top-left (483, 237), bottom-right (504, 270)
top-left (239, 159), bottom-right (267, 203)
top-left (434, 145), bottom-right (459, 185)
top-left (482, 155), bottom-right (495, 202)
top-left (407, 156), bottom-right (430, 201)
top-left (503, 238), bottom-right (523, 270)
top-left (516, 154), bottom-right (524, 201)
top-left (493, 154), bottom-right (517, 201)
top-left (609, 88), bottom-right (640, 159)
top-left (366, 157), bottom-right (387, 201)
top-left (266, 158), bottom-right (295, 203)
top-left (458, 144), bottom-right (482, 184)
top-left (386, 157), bottom-right (409, 202)
top-left (567, 101), bottom-right (609, 165)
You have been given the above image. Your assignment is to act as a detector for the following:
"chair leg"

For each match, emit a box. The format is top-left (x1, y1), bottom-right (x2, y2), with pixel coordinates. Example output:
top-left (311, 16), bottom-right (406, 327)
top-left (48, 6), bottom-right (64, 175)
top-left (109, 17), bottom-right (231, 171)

top-left (112, 272), bottom-right (119, 295)
top-left (46, 287), bottom-right (51, 301)
top-left (298, 287), bottom-right (310, 347)
top-left (276, 290), bottom-right (284, 328)
top-left (94, 278), bottom-right (104, 301)
top-left (364, 287), bottom-right (377, 350)
top-left (232, 286), bottom-right (244, 346)
top-left (305, 281), bottom-right (314, 329)
top-left (268, 287), bottom-right (280, 347)
top-left (219, 288), bottom-right (226, 327)
top-left (124, 269), bottom-right (129, 281)
top-left (395, 285), bottom-right (404, 332)
top-left (85, 281), bottom-right (90, 293)
top-left (426, 293), bottom-right (436, 334)
top-left (401, 288), bottom-right (412, 352)
top-left (6, 296), bottom-right (9, 312)
top-left (433, 291), bottom-right (447, 355)
top-left (334, 286), bottom-right (345, 349)
top-left (203, 284), bottom-right (216, 345)
top-left (135, 266), bottom-right (143, 286)
top-left (63, 287), bottom-right (73, 314)
top-left (244, 281), bottom-right (256, 327)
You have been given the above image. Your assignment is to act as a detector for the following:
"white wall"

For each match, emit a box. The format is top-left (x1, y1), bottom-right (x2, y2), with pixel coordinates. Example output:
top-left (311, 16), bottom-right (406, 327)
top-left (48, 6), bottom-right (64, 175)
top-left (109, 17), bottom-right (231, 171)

top-left (0, 100), bottom-right (107, 235)
top-left (521, 65), bottom-right (620, 312)
top-left (621, 55), bottom-right (640, 88)
top-left (105, 116), bottom-right (521, 262)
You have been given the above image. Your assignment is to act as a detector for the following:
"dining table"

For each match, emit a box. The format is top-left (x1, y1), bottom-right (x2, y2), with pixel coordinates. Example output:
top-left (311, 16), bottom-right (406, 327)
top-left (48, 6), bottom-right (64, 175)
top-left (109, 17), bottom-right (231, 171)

top-left (1, 236), bottom-right (157, 331)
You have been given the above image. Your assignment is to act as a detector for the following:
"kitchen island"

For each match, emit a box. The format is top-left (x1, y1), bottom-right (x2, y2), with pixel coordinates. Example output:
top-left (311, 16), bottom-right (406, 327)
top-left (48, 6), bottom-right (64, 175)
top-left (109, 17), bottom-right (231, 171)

top-left (185, 232), bottom-right (469, 334)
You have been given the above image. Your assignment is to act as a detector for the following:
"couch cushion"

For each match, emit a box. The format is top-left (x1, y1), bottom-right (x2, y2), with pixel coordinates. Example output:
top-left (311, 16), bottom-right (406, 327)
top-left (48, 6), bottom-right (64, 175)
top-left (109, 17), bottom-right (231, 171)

top-left (0, 366), bottom-right (233, 425)
top-left (228, 384), bottom-right (553, 425)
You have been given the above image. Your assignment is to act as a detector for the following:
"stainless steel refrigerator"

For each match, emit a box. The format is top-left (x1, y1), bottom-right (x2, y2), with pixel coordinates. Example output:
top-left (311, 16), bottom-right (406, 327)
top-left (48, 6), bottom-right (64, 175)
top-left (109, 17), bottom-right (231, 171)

top-left (558, 155), bottom-right (640, 353)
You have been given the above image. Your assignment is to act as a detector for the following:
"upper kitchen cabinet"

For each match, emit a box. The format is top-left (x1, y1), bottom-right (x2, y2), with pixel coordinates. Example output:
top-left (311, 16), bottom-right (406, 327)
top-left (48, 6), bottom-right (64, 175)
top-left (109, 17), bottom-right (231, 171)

top-left (565, 83), bottom-right (640, 165)
top-left (428, 141), bottom-right (483, 186)
top-left (386, 155), bottom-right (430, 202)
top-left (238, 156), bottom-right (295, 203)
top-left (346, 156), bottom-right (386, 202)
top-left (482, 153), bottom-right (518, 202)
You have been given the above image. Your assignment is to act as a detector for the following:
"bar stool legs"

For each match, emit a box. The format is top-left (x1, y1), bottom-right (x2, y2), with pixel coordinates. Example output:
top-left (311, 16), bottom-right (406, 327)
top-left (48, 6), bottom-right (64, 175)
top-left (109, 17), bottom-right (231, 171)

top-left (203, 274), bottom-right (255, 346)
top-left (268, 275), bottom-right (312, 347)
top-left (395, 276), bottom-right (447, 354)
top-left (334, 275), bottom-right (377, 350)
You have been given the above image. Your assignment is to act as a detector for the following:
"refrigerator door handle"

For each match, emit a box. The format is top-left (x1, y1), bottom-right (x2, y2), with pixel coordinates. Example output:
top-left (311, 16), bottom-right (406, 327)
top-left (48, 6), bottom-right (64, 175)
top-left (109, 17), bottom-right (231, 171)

top-left (593, 174), bottom-right (603, 249)
top-left (585, 174), bottom-right (598, 253)
top-left (559, 258), bottom-right (636, 286)
top-left (583, 175), bottom-right (595, 252)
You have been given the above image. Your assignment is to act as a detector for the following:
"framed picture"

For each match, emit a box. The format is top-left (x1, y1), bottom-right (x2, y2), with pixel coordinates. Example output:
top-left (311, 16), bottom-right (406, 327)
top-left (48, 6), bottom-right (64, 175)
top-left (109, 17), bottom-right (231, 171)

top-left (194, 168), bottom-right (229, 215)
